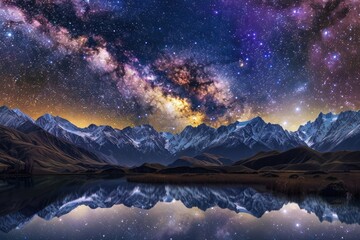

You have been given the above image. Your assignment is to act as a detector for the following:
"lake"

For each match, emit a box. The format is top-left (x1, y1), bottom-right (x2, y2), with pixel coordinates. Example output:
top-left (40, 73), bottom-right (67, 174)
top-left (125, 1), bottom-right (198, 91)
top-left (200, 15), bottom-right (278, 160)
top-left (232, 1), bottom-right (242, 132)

top-left (0, 176), bottom-right (359, 240)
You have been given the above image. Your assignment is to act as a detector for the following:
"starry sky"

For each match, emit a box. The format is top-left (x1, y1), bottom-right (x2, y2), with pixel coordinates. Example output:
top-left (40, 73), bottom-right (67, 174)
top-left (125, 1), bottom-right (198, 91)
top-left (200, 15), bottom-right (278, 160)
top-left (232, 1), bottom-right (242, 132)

top-left (0, 0), bottom-right (359, 131)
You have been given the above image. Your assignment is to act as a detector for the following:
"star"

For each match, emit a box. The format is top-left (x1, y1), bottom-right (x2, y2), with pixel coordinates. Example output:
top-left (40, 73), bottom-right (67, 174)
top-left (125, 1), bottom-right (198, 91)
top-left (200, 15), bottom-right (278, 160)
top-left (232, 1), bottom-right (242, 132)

top-left (0, 0), bottom-right (357, 132)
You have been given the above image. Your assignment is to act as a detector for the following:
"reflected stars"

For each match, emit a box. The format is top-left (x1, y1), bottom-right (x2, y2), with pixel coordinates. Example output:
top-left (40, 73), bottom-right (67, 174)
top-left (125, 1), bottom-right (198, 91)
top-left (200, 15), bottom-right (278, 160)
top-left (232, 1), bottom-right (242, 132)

top-left (2, 199), bottom-right (360, 240)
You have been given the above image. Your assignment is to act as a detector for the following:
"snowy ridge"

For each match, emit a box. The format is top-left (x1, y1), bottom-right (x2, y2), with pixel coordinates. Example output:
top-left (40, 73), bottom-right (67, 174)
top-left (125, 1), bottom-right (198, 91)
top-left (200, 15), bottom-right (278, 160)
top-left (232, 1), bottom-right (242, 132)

top-left (166, 117), bottom-right (305, 160)
top-left (296, 112), bottom-right (339, 146)
top-left (34, 111), bottom-right (307, 165)
top-left (0, 106), bottom-right (359, 165)
top-left (0, 106), bottom-right (34, 129)
top-left (295, 110), bottom-right (360, 152)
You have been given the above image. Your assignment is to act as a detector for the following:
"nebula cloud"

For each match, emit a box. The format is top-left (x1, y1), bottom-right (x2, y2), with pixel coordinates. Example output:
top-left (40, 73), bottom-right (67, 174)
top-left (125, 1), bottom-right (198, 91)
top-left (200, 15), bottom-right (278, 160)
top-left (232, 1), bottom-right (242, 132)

top-left (0, 0), bottom-right (359, 130)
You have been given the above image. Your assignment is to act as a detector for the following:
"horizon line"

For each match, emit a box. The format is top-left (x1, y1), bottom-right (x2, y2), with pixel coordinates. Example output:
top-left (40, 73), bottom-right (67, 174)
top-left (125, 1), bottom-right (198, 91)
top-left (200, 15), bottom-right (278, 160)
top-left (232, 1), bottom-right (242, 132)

top-left (1, 105), bottom-right (359, 134)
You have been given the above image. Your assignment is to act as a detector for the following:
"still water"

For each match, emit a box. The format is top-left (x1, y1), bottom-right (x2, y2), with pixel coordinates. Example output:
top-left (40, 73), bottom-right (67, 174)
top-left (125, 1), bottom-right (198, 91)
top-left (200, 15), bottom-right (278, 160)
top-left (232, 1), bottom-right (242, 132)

top-left (0, 176), bottom-right (359, 240)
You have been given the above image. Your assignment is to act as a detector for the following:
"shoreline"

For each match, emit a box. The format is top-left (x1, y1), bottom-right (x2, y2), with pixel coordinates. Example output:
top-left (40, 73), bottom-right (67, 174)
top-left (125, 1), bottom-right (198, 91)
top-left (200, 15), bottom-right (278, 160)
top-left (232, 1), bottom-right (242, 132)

top-left (1, 171), bottom-right (360, 198)
top-left (126, 172), bottom-right (360, 198)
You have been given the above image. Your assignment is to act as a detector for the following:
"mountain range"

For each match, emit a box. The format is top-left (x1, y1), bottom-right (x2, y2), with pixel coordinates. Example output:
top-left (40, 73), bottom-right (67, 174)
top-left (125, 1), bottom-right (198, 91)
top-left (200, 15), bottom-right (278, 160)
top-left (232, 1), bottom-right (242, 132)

top-left (0, 106), bottom-right (359, 167)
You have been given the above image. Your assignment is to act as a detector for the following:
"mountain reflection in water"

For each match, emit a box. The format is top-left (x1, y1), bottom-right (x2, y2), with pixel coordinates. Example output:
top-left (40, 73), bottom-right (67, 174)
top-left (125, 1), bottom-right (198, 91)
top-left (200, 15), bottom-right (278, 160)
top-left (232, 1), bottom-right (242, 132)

top-left (0, 176), bottom-right (359, 240)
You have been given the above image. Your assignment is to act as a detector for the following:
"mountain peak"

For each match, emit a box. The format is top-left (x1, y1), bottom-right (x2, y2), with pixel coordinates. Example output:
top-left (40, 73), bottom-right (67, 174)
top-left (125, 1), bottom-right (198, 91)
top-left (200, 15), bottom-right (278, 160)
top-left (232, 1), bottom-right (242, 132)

top-left (0, 106), bottom-right (34, 129)
top-left (36, 114), bottom-right (81, 134)
top-left (87, 123), bottom-right (98, 129)
top-left (101, 125), bottom-right (115, 132)
top-left (37, 113), bottom-right (55, 122)
top-left (0, 105), bottom-right (10, 112)
top-left (337, 110), bottom-right (360, 120)
top-left (197, 123), bottom-right (213, 130)
top-left (230, 117), bottom-right (266, 131)
top-left (312, 112), bottom-right (338, 126)
top-left (13, 108), bottom-right (26, 116)
top-left (296, 110), bottom-right (360, 151)
top-left (250, 116), bottom-right (265, 124)
top-left (37, 114), bottom-right (73, 125)
top-left (318, 112), bottom-right (337, 119)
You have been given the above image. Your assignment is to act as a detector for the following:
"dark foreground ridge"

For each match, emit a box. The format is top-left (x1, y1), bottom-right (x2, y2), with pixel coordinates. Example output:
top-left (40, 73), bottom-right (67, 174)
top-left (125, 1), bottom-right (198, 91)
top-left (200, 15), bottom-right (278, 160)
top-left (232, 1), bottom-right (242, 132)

top-left (0, 125), bottom-right (123, 174)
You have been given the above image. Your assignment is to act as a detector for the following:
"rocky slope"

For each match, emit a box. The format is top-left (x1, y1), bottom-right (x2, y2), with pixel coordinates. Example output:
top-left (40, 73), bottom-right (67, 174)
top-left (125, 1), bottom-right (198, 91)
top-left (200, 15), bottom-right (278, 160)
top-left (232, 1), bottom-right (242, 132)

top-left (0, 124), bottom-right (116, 174)
top-left (296, 111), bottom-right (360, 152)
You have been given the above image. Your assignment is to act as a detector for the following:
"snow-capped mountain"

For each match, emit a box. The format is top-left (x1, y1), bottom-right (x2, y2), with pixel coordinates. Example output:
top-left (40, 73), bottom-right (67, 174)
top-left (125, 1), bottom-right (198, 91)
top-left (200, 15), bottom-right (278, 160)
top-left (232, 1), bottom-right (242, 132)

top-left (36, 113), bottom-right (306, 164)
top-left (36, 115), bottom-right (171, 166)
top-left (167, 117), bottom-right (305, 160)
top-left (296, 112), bottom-right (338, 146)
top-left (0, 106), bottom-right (359, 166)
top-left (296, 111), bottom-right (360, 152)
top-left (0, 106), bottom-right (34, 130)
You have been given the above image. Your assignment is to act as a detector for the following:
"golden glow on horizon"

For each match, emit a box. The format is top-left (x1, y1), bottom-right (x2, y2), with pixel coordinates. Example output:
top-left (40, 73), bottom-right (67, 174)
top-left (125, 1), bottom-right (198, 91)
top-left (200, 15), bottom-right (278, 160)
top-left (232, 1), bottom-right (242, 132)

top-left (262, 106), bottom-right (329, 131)
top-left (0, 100), bottom-right (343, 132)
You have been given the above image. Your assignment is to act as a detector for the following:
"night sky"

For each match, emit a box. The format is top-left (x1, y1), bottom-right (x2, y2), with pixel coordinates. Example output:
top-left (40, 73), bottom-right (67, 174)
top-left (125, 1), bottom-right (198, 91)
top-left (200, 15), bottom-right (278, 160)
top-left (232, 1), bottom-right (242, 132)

top-left (0, 0), bottom-right (359, 131)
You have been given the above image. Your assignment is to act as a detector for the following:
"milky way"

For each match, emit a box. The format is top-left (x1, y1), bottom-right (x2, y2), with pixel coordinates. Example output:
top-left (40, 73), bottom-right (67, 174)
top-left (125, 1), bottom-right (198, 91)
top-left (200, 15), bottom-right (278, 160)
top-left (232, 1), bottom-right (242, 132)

top-left (0, 0), bottom-right (359, 131)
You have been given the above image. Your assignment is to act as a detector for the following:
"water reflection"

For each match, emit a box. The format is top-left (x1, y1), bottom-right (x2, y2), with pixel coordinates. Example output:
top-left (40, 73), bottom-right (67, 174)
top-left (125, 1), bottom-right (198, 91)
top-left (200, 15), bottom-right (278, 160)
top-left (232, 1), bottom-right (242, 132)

top-left (0, 176), bottom-right (359, 239)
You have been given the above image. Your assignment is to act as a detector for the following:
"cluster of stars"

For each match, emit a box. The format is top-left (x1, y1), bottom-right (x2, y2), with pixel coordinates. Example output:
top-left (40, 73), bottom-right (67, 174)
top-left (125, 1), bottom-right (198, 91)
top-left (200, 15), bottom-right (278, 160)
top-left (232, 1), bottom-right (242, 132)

top-left (0, 0), bottom-right (358, 131)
